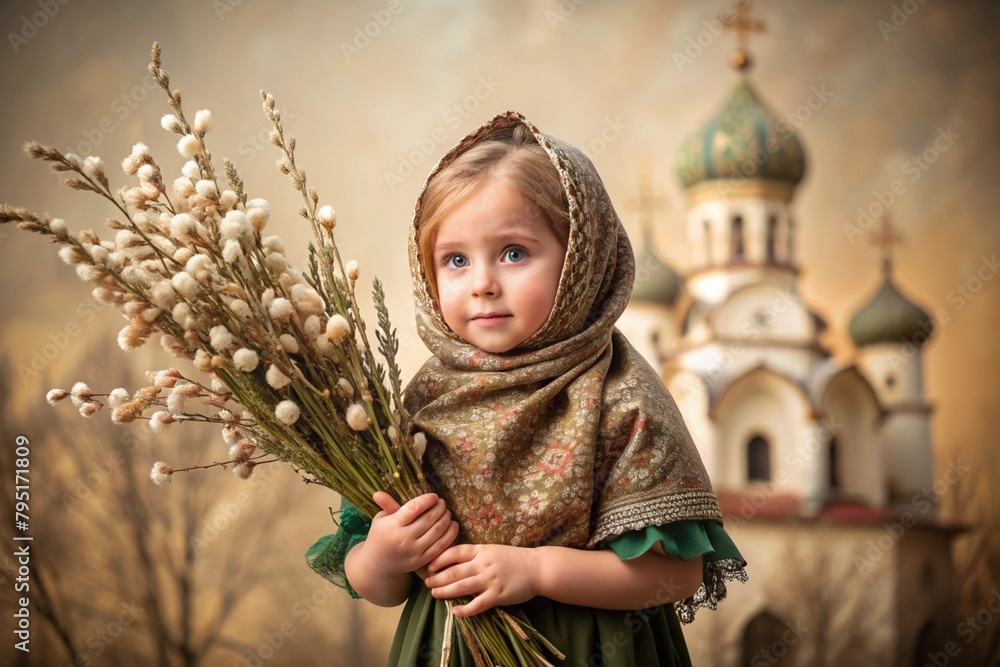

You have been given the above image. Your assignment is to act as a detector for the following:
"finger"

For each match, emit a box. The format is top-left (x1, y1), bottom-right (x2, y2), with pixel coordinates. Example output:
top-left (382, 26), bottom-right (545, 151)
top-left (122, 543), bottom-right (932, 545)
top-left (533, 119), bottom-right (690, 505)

top-left (430, 575), bottom-right (487, 604)
top-left (427, 543), bottom-right (474, 573)
top-left (372, 491), bottom-right (402, 515)
top-left (453, 594), bottom-right (495, 618)
top-left (395, 493), bottom-right (440, 526)
top-left (411, 497), bottom-right (449, 533)
top-left (425, 559), bottom-right (475, 589)
top-left (413, 511), bottom-right (454, 555)
top-left (424, 570), bottom-right (486, 599)
top-left (432, 496), bottom-right (450, 520)
top-left (423, 520), bottom-right (460, 562)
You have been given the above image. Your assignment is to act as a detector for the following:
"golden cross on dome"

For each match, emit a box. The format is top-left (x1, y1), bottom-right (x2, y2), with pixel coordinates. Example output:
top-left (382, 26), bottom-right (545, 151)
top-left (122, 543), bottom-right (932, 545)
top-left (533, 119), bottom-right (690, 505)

top-left (627, 160), bottom-right (670, 235)
top-left (873, 215), bottom-right (904, 275)
top-left (726, 1), bottom-right (766, 70)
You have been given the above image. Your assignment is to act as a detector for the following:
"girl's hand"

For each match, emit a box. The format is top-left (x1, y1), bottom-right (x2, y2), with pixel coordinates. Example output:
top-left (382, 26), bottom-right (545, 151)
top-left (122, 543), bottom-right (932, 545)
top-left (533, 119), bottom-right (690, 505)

top-left (364, 491), bottom-right (460, 575)
top-left (424, 544), bottom-right (539, 617)
top-left (424, 544), bottom-right (704, 615)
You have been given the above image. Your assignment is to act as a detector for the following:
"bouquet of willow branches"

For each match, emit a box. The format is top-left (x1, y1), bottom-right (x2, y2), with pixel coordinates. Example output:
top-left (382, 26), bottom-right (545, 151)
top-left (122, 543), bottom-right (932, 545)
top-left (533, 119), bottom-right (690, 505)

top-left (1, 43), bottom-right (561, 667)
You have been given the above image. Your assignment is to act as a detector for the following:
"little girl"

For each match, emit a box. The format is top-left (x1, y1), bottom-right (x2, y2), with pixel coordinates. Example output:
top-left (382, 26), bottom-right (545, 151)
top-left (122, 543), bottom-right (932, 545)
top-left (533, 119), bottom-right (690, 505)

top-left (307, 111), bottom-right (747, 665)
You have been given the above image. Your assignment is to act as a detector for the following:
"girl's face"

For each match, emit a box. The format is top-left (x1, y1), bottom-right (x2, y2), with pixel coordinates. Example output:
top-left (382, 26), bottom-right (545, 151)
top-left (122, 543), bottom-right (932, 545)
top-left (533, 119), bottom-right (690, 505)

top-left (432, 179), bottom-right (566, 354)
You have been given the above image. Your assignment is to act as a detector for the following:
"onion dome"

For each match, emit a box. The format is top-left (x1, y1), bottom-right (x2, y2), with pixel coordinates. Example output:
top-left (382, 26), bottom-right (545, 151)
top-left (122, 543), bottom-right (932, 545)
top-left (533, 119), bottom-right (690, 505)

top-left (848, 277), bottom-right (934, 348)
top-left (676, 77), bottom-right (806, 189)
top-left (632, 233), bottom-right (682, 306)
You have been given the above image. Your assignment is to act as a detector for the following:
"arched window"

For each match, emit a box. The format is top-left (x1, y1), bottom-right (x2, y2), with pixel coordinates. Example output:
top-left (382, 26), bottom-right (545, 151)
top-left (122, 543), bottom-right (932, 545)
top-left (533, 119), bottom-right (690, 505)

top-left (766, 215), bottom-right (778, 262)
top-left (747, 434), bottom-right (771, 482)
top-left (742, 610), bottom-right (801, 666)
top-left (829, 437), bottom-right (841, 490)
top-left (732, 215), bottom-right (745, 260)
top-left (912, 620), bottom-right (935, 667)
top-left (703, 219), bottom-right (712, 264)
top-left (649, 331), bottom-right (664, 366)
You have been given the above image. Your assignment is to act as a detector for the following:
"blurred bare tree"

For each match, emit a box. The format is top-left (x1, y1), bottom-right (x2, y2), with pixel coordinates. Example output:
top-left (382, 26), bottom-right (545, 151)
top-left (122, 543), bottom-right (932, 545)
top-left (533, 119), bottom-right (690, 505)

top-left (949, 447), bottom-right (1000, 667)
top-left (0, 352), bottom-right (338, 666)
top-left (748, 536), bottom-right (890, 666)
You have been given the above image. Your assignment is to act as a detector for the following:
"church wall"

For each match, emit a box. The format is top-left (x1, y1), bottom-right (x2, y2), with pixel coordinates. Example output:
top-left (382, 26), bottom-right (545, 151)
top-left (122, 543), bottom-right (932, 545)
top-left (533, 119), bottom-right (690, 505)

top-left (686, 265), bottom-right (798, 307)
top-left (713, 283), bottom-right (814, 343)
top-left (687, 196), bottom-right (793, 269)
top-left (675, 342), bottom-right (819, 394)
top-left (616, 303), bottom-right (677, 373)
top-left (883, 412), bottom-right (935, 506)
top-left (856, 342), bottom-right (926, 407)
top-left (714, 370), bottom-right (811, 492)
top-left (685, 520), bottom-right (897, 666)
top-left (665, 369), bottom-right (717, 480)
top-left (821, 371), bottom-right (884, 505)
top-left (895, 528), bottom-right (957, 666)
top-left (686, 266), bottom-right (750, 305)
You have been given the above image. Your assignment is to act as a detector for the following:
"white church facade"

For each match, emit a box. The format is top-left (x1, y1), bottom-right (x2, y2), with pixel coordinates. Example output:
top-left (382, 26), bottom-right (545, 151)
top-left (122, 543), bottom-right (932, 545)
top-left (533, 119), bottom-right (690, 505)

top-left (617, 27), bottom-right (959, 666)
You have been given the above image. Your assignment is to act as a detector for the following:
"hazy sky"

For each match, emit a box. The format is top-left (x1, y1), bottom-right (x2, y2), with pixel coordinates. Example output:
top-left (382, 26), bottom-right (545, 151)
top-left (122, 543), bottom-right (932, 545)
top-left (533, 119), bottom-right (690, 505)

top-left (1, 0), bottom-right (998, 493)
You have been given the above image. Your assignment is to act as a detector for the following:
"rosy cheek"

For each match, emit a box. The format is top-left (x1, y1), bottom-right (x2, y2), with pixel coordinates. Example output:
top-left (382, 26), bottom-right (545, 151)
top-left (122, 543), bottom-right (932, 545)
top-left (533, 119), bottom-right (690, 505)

top-left (436, 280), bottom-right (461, 322)
top-left (436, 278), bottom-right (459, 308)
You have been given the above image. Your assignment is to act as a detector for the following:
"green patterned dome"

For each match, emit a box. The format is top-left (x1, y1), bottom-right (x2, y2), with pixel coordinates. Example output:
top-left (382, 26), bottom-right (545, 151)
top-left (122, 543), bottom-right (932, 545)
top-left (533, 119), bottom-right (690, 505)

top-left (849, 277), bottom-right (934, 348)
top-left (676, 77), bottom-right (806, 189)
top-left (632, 234), bottom-right (681, 306)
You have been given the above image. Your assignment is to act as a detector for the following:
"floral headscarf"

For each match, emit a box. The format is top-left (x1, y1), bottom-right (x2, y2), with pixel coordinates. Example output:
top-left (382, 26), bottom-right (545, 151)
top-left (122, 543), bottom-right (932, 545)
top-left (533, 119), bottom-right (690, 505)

top-left (404, 111), bottom-right (744, 617)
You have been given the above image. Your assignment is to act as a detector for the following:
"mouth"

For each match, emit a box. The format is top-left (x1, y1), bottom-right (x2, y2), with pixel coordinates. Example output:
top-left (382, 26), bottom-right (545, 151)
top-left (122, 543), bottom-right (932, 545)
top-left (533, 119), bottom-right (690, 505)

top-left (471, 313), bottom-right (511, 326)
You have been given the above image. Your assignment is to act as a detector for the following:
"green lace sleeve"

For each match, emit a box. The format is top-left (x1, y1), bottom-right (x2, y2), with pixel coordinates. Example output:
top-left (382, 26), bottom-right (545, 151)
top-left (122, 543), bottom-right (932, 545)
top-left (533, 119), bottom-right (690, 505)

top-left (609, 520), bottom-right (748, 624)
top-left (304, 497), bottom-right (372, 599)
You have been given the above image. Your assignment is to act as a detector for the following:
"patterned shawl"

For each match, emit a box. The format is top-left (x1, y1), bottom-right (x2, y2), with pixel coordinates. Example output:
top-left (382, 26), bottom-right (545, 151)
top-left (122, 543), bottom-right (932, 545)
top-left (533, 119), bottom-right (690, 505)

top-left (404, 111), bottom-right (741, 616)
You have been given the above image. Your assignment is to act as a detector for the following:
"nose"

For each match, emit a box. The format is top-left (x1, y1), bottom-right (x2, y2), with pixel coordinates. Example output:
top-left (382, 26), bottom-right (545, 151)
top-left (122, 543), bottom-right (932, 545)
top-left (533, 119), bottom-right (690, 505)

top-left (470, 263), bottom-right (499, 298)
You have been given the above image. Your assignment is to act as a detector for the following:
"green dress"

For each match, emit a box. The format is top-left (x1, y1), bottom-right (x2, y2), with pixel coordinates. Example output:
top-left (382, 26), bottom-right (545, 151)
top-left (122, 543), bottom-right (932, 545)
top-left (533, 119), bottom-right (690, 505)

top-left (306, 500), bottom-right (744, 666)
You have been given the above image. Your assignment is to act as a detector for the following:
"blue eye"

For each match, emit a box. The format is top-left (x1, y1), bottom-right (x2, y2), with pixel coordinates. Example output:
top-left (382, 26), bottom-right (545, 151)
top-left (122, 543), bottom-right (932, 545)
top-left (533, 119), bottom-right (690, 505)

top-left (445, 254), bottom-right (469, 269)
top-left (503, 247), bottom-right (526, 263)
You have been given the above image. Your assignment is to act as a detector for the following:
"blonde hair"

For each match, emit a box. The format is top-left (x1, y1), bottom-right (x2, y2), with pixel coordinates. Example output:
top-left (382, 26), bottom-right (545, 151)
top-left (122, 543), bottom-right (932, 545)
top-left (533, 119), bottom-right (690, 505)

top-left (417, 125), bottom-right (570, 301)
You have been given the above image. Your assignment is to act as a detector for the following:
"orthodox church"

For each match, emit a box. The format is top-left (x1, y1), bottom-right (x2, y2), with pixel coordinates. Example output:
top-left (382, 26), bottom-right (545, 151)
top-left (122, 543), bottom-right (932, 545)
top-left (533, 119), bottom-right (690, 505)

top-left (617, 12), bottom-right (959, 666)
